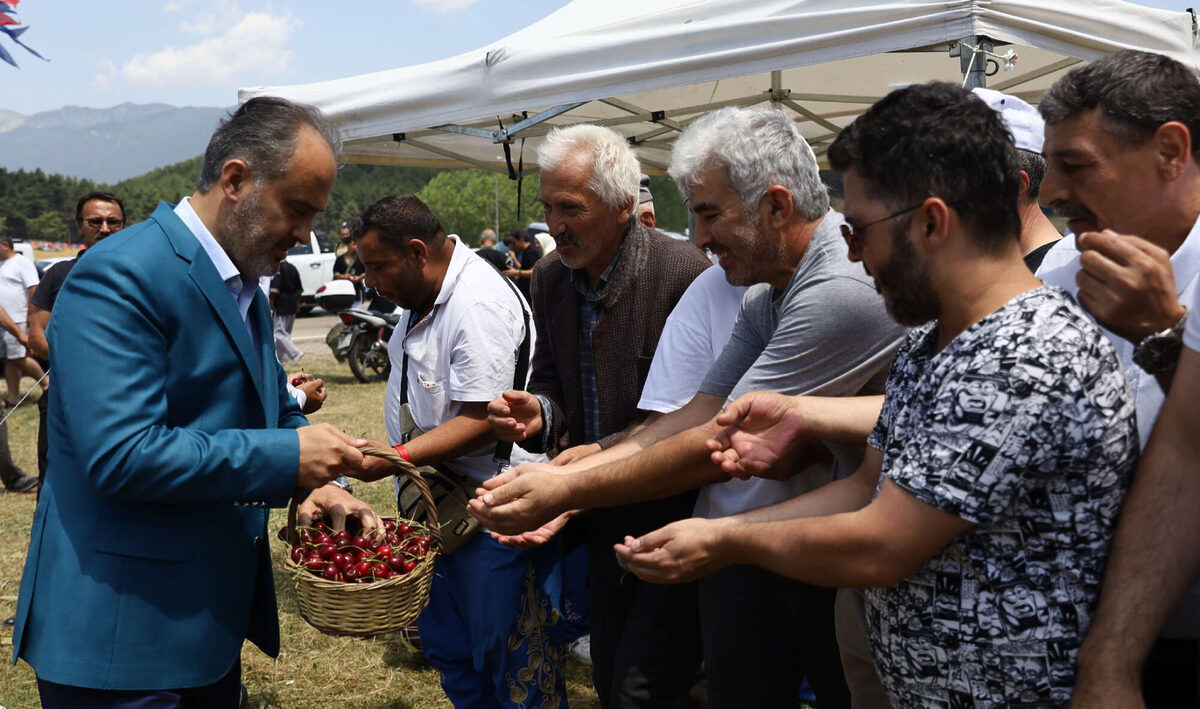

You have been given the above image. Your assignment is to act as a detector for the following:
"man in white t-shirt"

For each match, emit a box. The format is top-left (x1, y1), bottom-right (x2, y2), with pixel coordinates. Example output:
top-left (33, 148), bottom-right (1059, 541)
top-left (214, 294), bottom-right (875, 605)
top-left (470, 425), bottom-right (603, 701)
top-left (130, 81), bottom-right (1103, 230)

top-left (1023, 51), bottom-right (1200, 708)
top-left (0, 236), bottom-right (45, 408)
top-left (340, 194), bottom-right (565, 709)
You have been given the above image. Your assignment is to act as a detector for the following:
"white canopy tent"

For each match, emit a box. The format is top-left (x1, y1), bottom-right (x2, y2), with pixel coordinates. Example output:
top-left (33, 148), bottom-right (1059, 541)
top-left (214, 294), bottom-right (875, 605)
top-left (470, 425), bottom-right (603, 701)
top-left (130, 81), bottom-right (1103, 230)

top-left (242, 0), bottom-right (1198, 174)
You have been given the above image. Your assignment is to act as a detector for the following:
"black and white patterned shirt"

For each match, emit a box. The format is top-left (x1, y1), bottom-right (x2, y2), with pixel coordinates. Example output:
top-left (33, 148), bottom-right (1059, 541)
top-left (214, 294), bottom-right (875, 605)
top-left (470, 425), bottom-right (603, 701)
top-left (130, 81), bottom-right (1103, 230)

top-left (864, 286), bottom-right (1138, 708)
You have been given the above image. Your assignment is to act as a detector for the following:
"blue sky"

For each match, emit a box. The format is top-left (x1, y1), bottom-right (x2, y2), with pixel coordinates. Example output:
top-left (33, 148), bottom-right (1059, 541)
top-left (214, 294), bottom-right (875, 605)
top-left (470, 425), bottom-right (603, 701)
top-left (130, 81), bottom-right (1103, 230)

top-left (1, 0), bottom-right (1193, 115)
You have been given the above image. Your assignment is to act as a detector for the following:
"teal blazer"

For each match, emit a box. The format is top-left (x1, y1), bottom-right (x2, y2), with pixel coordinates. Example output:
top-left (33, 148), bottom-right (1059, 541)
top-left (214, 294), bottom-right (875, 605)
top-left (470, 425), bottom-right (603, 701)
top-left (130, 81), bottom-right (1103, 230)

top-left (12, 202), bottom-right (307, 689)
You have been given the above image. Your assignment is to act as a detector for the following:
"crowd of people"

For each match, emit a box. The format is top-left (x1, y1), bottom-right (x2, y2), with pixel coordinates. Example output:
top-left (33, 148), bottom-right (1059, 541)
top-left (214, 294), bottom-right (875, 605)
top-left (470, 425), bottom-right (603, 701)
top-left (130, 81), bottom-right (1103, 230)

top-left (3, 47), bottom-right (1199, 709)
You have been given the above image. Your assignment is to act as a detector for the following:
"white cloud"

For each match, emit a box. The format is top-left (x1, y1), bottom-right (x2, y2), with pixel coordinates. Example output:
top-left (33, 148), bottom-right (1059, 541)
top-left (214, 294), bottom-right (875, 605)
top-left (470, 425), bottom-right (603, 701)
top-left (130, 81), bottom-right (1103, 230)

top-left (119, 11), bottom-right (301, 89)
top-left (163, 1), bottom-right (184, 13)
top-left (412, 0), bottom-right (481, 13)
top-left (180, 0), bottom-right (242, 33)
top-left (92, 59), bottom-right (117, 90)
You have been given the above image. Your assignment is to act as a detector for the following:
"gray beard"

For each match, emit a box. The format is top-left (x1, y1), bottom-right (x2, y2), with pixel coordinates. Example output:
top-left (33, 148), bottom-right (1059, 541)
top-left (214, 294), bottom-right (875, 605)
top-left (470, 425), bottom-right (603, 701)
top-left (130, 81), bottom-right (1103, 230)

top-left (220, 189), bottom-right (278, 278)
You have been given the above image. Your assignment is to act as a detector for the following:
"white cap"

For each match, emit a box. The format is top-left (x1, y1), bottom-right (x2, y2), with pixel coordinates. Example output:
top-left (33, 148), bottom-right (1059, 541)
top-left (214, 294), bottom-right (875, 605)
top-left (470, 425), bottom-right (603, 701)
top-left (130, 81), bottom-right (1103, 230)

top-left (972, 87), bottom-right (1044, 154)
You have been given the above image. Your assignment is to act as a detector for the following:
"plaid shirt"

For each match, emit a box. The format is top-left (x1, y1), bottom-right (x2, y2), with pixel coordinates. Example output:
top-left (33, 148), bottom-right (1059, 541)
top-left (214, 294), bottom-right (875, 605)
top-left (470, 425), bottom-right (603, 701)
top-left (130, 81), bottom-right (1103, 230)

top-left (569, 254), bottom-right (621, 443)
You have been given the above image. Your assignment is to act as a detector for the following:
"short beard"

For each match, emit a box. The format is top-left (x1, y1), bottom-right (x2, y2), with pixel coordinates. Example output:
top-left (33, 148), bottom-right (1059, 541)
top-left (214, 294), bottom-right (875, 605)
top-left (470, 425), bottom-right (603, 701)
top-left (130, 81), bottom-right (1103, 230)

top-left (873, 219), bottom-right (940, 327)
top-left (220, 188), bottom-right (278, 278)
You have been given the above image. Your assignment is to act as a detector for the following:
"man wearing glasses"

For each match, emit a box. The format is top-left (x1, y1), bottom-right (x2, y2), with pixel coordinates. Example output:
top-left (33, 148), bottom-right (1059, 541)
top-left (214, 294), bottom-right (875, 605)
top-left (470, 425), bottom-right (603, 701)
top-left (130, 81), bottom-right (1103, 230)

top-left (28, 191), bottom-right (125, 485)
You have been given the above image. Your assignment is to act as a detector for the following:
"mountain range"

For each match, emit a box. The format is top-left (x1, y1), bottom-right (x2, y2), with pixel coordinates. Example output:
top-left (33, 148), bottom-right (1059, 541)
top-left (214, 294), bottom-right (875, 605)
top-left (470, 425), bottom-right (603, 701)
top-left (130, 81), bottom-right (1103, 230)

top-left (0, 103), bottom-right (230, 183)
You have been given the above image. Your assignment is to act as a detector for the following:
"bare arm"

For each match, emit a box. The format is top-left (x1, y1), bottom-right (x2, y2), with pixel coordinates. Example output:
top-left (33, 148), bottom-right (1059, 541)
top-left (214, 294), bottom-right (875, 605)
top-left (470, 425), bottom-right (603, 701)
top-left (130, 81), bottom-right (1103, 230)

top-left (560, 393), bottom-right (726, 471)
top-left (0, 305), bottom-right (28, 344)
top-left (1071, 346), bottom-right (1200, 708)
top-left (706, 392), bottom-right (884, 477)
top-left (617, 475), bottom-right (970, 588)
top-left (406, 400), bottom-right (495, 466)
top-left (27, 307), bottom-right (47, 359)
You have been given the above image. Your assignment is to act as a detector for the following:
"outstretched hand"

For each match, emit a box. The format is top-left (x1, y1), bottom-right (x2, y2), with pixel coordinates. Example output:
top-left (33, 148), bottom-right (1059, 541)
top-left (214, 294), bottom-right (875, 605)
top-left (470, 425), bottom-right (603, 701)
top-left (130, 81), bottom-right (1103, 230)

top-left (467, 462), bottom-right (571, 535)
top-left (706, 392), bottom-right (810, 479)
top-left (613, 517), bottom-right (734, 585)
top-left (487, 390), bottom-right (544, 442)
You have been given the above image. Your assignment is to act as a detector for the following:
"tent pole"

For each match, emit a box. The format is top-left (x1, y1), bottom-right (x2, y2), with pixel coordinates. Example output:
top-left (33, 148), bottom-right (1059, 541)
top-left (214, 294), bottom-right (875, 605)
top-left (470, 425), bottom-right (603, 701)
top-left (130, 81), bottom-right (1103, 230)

top-left (958, 35), bottom-right (993, 89)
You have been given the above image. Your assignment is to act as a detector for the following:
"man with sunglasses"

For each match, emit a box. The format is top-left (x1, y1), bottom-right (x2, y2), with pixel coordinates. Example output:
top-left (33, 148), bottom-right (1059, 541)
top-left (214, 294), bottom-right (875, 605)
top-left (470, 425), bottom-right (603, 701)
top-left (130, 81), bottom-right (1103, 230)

top-left (27, 192), bottom-right (126, 485)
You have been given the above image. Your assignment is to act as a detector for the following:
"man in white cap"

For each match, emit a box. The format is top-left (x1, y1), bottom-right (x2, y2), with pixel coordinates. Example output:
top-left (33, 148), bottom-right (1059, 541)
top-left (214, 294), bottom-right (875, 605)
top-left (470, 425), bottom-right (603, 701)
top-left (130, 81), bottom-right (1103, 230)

top-left (637, 174), bottom-right (656, 229)
top-left (972, 87), bottom-right (1063, 271)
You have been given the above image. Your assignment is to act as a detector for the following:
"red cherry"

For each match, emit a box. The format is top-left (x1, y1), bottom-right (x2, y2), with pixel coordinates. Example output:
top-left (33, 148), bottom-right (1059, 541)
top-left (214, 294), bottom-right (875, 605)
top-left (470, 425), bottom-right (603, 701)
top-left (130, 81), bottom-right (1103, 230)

top-left (305, 557), bottom-right (326, 572)
top-left (343, 567), bottom-right (361, 581)
top-left (375, 545), bottom-right (393, 557)
top-left (351, 535), bottom-right (370, 549)
top-left (373, 563), bottom-right (392, 579)
top-left (401, 560), bottom-right (417, 574)
top-left (322, 564), bottom-right (340, 580)
top-left (355, 561), bottom-right (373, 575)
top-left (395, 523), bottom-right (412, 536)
top-left (386, 553), bottom-right (406, 570)
top-left (332, 530), bottom-right (351, 545)
top-left (317, 543), bottom-right (338, 560)
top-left (313, 532), bottom-right (331, 546)
top-left (383, 519), bottom-right (396, 532)
top-left (289, 546), bottom-right (307, 564)
top-left (314, 520), bottom-right (327, 532)
top-left (384, 532), bottom-right (399, 546)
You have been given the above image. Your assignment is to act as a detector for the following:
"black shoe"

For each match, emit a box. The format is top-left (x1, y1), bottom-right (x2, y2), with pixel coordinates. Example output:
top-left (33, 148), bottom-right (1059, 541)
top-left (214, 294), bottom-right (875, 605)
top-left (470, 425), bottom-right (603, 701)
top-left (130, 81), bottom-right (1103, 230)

top-left (4, 474), bottom-right (38, 493)
top-left (3, 616), bottom-right (14, 628)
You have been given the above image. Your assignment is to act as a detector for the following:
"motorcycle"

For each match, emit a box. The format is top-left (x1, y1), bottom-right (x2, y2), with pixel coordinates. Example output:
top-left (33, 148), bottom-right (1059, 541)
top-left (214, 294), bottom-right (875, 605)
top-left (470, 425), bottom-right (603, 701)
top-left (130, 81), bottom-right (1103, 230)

top-left (317, 280), bottom-right (399, 383)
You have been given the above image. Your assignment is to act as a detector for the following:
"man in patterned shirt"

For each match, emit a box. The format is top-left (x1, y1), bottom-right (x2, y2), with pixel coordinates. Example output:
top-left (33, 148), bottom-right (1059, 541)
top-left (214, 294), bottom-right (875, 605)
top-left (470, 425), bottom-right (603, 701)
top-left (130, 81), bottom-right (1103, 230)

top-left (614, 82), bottom-right (1140, 707)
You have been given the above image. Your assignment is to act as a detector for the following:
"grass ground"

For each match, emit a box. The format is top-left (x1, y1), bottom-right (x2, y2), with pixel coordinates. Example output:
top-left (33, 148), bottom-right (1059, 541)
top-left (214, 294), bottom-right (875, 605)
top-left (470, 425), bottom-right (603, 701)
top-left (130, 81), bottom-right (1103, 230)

top-left (0, 353), bottom-right (601, 709)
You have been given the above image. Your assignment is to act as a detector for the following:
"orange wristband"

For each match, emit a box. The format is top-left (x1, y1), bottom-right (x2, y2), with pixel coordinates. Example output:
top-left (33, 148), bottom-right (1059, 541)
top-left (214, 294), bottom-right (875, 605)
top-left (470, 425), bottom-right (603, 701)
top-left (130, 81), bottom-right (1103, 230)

top-left (392, 443), bottom-right (412, 462)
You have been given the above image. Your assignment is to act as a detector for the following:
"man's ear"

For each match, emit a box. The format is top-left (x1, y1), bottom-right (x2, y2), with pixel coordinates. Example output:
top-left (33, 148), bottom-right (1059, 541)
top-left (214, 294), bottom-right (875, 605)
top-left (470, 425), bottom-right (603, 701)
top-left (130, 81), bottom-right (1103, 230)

top-left (407, 238), bottom-right (430, 266)
top-left (1154, 122), bottom-right (1193, 182)
top-left (761, 185), bottom-right (796, 229)
top-left (219, 159), bottom-right (253, 203)
top-left (915, 197), bottom-right (952, 253)
top-left (617, 196), bottom-right (636, 225)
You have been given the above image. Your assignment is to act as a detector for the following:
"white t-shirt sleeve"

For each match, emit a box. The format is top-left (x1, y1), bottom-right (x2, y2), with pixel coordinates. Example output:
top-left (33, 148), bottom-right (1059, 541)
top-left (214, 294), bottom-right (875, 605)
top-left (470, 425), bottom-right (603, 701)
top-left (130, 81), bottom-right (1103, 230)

top-left (1185, 285), bottom-right (1200, 353)
top-left (446, 300), bottom-right (525, 402)
top-left (638, 267), bottom-right (743, 413)
top-left (18, 257), bottom-right (39, 288)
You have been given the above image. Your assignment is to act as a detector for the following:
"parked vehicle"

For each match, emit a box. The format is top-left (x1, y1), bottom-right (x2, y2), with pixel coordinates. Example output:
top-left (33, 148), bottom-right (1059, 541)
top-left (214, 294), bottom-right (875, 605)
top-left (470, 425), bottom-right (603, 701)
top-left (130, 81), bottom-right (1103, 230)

top-left (285, 234), bottom-right (336, 314)
top-left (327, 307), bottom-right (398, 383)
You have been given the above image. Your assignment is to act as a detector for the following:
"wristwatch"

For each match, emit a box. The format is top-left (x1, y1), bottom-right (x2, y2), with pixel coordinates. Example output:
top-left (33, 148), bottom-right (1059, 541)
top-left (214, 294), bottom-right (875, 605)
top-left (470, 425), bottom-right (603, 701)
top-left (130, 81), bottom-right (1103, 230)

top-left (1133, 308), bottom-right (1188, 375)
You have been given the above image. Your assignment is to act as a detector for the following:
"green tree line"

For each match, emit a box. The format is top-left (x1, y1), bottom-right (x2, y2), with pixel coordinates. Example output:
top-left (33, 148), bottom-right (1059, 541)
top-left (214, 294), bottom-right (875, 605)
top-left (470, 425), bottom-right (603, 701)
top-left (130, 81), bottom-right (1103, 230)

top-left (0, 158), bottom-right (691, 246)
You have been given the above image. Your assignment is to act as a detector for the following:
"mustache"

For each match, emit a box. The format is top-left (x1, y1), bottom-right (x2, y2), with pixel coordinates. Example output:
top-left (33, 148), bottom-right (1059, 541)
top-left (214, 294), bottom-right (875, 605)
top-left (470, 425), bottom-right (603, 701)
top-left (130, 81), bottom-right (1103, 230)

top-left (1047, 201), bottom-right (1096, 224)
top-left (554, 232), bottom-right (580, 247)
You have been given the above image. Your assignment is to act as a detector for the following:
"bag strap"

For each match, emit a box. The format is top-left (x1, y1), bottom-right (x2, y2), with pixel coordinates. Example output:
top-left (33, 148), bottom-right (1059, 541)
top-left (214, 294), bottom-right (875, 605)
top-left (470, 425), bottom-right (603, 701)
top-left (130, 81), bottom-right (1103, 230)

top-left (399, 269), bottom-right (532, 470)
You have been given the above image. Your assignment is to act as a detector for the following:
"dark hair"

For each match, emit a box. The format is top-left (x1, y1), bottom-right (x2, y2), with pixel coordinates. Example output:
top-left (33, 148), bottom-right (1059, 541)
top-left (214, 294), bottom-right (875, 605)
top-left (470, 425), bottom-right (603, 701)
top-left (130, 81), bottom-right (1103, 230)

top-left (197, 96), bottom-right (342, 193)
top-left (828, 81), bottom-right (1021, 253)
top-left (75, 191), bottom-right (126, 224)
top-left (1015, 149), bottom-right (1046, 199)
top-left (352, 195), bottom-right (445, 254)
top-left (1040, 50), bottom-right (1200, 161)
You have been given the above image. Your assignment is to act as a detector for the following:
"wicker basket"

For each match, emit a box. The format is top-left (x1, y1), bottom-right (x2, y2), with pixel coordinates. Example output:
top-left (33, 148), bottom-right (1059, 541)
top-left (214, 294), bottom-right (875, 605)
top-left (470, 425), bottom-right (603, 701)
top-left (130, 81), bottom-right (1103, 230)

top-left (284, 447), bottom-right (443, 638)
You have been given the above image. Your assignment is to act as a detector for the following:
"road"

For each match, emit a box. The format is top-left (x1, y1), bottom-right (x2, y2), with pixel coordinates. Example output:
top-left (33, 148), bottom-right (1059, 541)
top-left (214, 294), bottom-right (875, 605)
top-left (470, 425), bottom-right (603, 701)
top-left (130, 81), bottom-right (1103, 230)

top-left (292, 310), bottom-right (340, 356)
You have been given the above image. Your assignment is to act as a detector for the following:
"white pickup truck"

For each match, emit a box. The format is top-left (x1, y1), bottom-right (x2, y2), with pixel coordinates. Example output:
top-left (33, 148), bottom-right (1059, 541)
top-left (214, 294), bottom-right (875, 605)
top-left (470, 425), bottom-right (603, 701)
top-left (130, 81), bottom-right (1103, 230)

top-left (285, 234), bottom-right (336, 314)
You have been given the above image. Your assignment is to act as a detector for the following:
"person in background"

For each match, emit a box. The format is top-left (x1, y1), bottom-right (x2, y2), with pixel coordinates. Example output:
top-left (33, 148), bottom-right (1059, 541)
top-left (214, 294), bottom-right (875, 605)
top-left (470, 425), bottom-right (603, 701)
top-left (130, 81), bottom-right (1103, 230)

top-left (0, 236), bottom-right (44, 409)
top-left (333, 224), bottom-right (366, 307)
top-left (270, 258), bottom-right (304, 365)
top-left (27, 191), bottom-right (126, 489)
top-left (502, 230), bottom-right (542, 304)
top-left (637, 174), bottom-right (656, 229)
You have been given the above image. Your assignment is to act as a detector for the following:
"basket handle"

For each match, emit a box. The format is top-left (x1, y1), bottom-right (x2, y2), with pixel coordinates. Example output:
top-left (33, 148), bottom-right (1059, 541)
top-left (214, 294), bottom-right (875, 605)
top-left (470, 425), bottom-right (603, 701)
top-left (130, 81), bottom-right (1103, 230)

top-left (285, 446), bottom-right (443, 551)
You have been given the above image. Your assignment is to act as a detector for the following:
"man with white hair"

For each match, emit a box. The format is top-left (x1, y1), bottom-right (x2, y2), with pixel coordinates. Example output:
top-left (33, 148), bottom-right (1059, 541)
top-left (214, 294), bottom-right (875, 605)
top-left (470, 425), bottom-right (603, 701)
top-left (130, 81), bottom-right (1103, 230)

top-left (485, 124), bottom-right (711, 707)
top-left (477, 107), bottom-right (907, 708)
top-left (636, 174), bottom-right (656, 229)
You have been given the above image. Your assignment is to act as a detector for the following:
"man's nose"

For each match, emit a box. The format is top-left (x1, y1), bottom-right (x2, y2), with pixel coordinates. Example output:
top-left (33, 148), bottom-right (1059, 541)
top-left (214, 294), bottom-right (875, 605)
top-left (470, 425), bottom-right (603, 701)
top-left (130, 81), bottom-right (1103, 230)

top-left (1038, 166), bottom-right (1069, 210)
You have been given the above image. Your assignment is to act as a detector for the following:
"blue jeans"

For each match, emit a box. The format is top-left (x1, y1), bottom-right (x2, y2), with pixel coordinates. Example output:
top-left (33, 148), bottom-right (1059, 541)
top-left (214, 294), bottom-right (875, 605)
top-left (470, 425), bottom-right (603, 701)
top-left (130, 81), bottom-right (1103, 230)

top-left (417, 533), bottom-right (567, 709)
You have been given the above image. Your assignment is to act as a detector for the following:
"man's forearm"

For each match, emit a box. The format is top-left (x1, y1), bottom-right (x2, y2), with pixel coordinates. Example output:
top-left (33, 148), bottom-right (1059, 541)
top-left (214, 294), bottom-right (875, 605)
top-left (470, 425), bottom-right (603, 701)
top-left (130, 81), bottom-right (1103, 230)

top-left (733, 464), bottom-right (879, 524)
top-left (406, 413), bottom-right (496, 467)
top-left (573, 395), bottom-right (724, 470)
top-left (795, 395), bottom-right (884, 446)
top-left (718, 513), bottom-right (890, 588)
top-left (0, 306), bottom-right (23, 340)
top-left (565, 425), bottom-right (730, 508)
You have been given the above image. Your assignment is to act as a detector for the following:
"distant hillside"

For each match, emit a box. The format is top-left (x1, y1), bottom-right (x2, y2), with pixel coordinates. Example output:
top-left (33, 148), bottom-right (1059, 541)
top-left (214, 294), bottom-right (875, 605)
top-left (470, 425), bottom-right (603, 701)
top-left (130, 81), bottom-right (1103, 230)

top-left (0, 103), bottom-right (229, 183)
top-left (0, 158), bottom-right (444, 242)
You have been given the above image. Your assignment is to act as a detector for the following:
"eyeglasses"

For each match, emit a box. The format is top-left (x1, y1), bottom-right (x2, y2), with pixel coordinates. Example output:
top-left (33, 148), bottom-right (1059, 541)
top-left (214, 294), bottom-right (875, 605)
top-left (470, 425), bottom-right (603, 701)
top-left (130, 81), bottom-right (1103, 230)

top-left (84, 217), bottom-right (124, 228)
top-left (839, 204), bottom-right (922, 257)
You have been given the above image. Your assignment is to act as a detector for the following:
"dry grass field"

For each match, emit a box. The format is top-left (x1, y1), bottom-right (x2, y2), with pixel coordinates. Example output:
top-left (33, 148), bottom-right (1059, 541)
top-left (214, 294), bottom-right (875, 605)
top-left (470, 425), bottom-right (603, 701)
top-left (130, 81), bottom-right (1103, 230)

top-left (0, 353), bottom-right (600, 709)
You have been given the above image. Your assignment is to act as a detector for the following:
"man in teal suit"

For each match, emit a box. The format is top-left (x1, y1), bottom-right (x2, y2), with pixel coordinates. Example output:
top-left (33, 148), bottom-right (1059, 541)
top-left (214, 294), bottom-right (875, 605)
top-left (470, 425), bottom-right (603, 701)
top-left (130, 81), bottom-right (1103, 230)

top-left (10, 97), bottom-right (367, 708)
